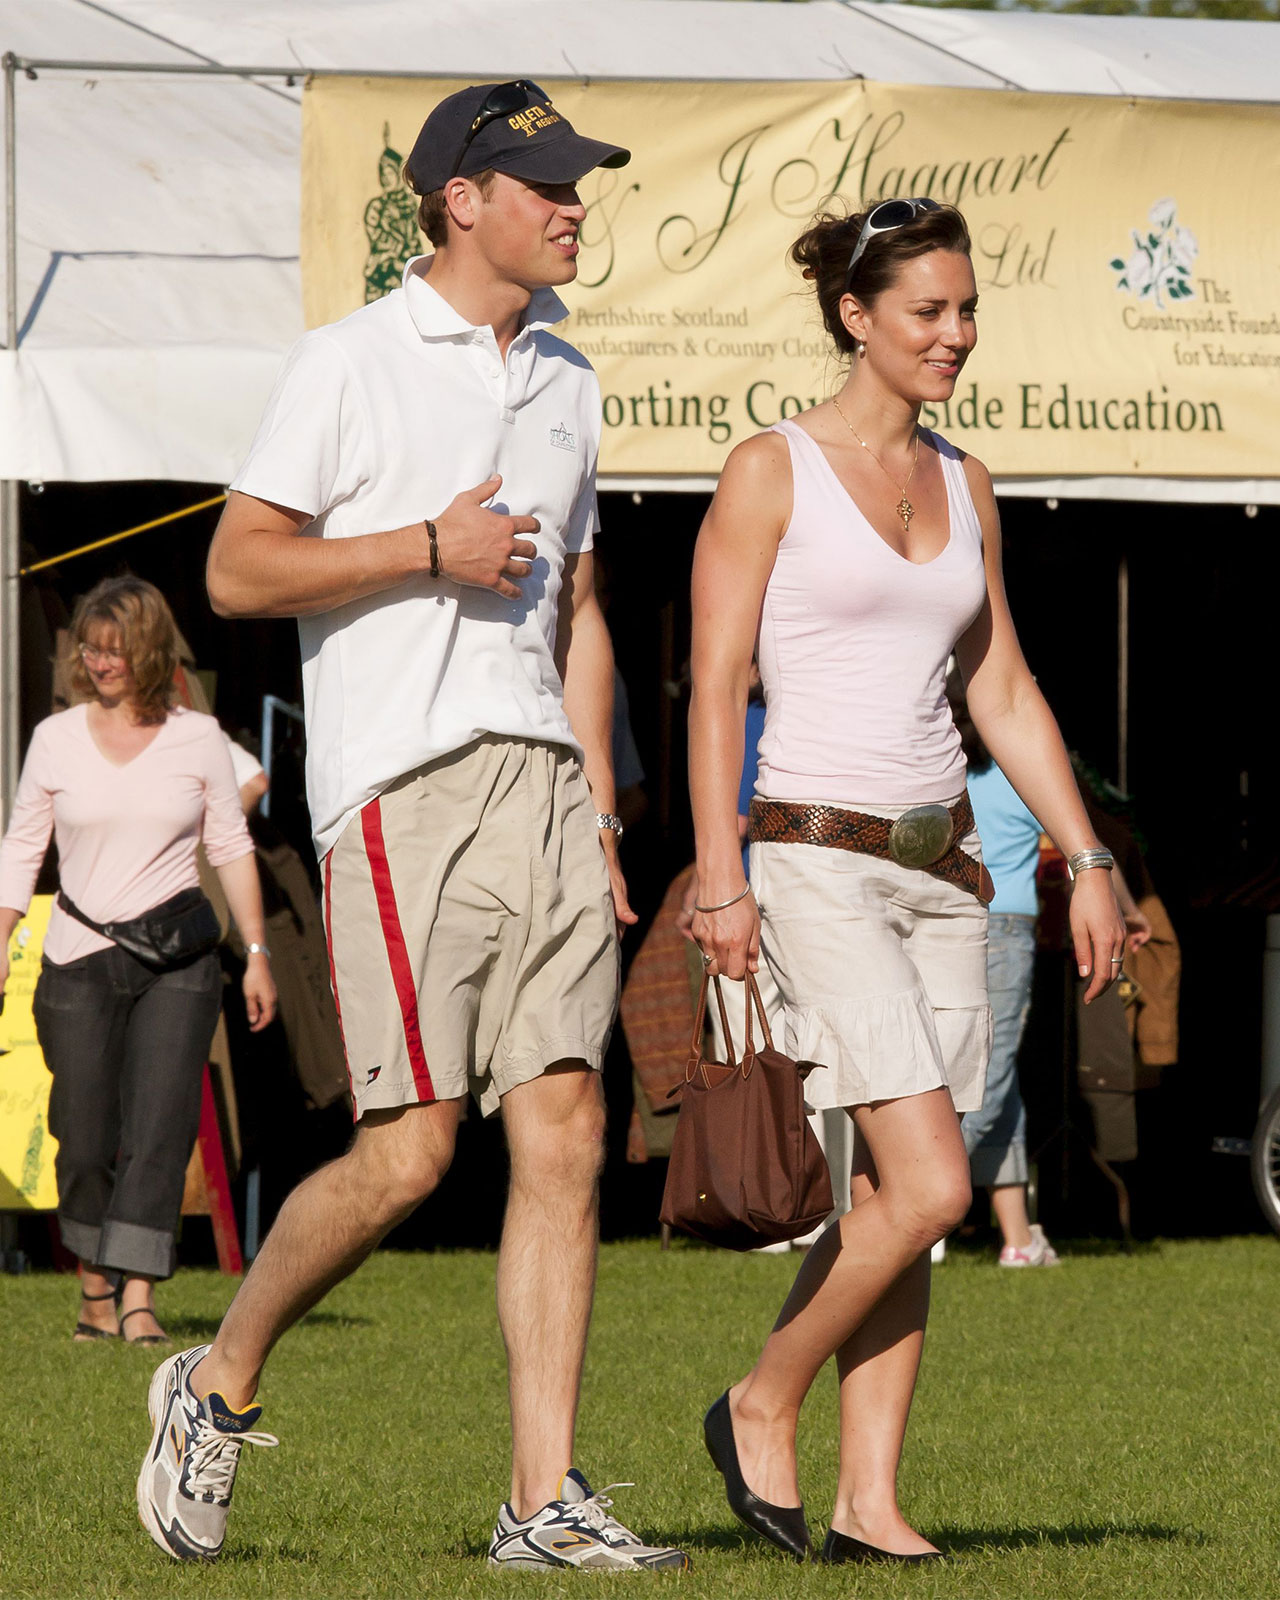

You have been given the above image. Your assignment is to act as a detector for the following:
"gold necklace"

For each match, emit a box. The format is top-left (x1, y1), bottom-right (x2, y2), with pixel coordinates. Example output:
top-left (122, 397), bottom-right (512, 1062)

top-left (831, 396), bottom-right (921, 533)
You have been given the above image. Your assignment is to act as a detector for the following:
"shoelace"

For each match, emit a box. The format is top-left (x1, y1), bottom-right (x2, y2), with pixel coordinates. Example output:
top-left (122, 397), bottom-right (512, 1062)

top-left (186, 1417), bottom-right (279, 1503)
top-left (574, 1484), bottom-right (640, 1545)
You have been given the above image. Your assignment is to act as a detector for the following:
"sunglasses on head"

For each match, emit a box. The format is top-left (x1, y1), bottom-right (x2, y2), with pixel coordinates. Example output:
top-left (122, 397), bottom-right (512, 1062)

top-left (449, 79), bottom-right (552, 183)
top-left (845, 198), bottom-right (942, 290)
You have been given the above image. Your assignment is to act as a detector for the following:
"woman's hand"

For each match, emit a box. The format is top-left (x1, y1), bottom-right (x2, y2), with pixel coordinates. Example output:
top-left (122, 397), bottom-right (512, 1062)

top-left (243, 952), bottom-right (277, 1033)
top-left (675, 873), bottom-right (698, 943)
top-left (1069, 870), bottom-right (1128, 1005)
top-left (692, 891), bottom-right (760, 982)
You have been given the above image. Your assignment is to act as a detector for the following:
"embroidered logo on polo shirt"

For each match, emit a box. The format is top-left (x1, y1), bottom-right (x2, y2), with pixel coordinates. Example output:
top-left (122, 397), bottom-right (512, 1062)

top-left (549, 423), bottom-right (577, 452)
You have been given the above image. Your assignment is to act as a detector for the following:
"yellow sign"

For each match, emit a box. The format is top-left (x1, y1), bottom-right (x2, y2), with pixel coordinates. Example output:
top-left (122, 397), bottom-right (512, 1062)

top-left (303, 77), bottom-right (1280, 480)
top-left (0, 896), bottom-right (58, 1210)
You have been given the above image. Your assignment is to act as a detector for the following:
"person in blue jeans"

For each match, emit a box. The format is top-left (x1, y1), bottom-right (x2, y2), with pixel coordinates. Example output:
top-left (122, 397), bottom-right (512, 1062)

top-left (954, 683), bottom-right (1059, 1266)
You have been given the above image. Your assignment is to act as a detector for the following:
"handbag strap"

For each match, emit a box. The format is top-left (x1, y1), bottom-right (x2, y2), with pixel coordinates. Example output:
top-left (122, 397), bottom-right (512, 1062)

top-left (684, 968), bottom-right (776, 1088)
top-left (56, 890), bottom-right (109, 937)
top-left (686, 972), bottom-right (738, 1085)
top-left (745, 972), bottom-right (775, 1053)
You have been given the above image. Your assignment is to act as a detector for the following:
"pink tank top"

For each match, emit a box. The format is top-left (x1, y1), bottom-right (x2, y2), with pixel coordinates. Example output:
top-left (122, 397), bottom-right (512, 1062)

top-left (755, 420), bottom-right (987, 807)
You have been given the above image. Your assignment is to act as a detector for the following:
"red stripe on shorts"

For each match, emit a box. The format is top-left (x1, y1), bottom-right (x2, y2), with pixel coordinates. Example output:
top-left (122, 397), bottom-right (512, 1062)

top-left (360, 797), bottom-right (435, 1101)
top-left (322, 850), bottom-right (356, 1117)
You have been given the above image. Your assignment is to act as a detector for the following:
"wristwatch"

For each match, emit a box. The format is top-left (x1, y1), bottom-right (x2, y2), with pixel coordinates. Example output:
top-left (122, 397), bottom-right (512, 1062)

top-left (595, 812), bottom-right (624, 839)
top-left (245, 942), bottom-right (272, 959)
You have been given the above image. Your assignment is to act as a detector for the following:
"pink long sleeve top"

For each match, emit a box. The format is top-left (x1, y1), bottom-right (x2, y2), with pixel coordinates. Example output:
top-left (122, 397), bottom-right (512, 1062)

top-left (0, 704), bottom-right (253, 965)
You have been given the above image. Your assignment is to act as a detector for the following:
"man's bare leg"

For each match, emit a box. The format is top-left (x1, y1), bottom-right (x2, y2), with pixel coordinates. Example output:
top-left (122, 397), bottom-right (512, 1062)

top-left (194, 1098), bottom-right (464, 1409)
top-left (497, 1063), bottom-right (605, 1519)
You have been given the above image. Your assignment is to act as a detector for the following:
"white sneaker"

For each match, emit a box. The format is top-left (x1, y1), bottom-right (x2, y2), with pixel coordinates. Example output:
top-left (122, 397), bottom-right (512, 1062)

top-left (136, 1345), bottom-right (278, 1561)
top-left (488, 1469), bottom-right (690, 1571)
top-left (999, 1223), bottom-right (1061, 1269)
top-left (930, 1237), bottom-right (947, 1264)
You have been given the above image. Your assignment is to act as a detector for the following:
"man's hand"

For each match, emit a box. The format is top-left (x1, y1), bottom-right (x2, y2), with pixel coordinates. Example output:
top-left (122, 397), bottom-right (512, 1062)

top-left (434, 475), bottom-right (539, 599)
top-left (600, 833), bottom-right (639, 941)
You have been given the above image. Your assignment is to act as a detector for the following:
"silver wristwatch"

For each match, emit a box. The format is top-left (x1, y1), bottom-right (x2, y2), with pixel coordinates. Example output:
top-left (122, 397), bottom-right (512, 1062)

top-left (595, 812), bottom-right (624, 839)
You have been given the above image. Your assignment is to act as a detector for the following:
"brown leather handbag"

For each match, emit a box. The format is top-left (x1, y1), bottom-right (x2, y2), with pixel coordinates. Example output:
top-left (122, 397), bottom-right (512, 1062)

top-left (659, 972), bottom-right (834, 1251)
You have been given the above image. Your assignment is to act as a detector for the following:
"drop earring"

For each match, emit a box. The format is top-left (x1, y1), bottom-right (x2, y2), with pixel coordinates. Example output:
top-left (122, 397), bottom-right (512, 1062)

top-left (857, 340), bottom-right (867, 358)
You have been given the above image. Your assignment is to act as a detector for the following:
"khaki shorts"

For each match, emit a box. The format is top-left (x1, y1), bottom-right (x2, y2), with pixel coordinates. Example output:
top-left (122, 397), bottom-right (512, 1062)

top-left (322, 736), bottom-right (619, 1120)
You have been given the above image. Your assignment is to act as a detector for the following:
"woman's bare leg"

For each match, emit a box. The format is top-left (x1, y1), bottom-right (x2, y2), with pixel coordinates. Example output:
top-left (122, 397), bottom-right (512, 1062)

top-left (830, 1128), bottom-right (935, 1554)
top-left (727, 1089), bottom-right (969, 1518)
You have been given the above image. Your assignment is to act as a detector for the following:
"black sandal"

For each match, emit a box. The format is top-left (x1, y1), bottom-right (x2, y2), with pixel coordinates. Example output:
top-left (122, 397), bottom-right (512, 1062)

top-left (119, 1307), bottom-right (171, 1348)
top-left (73, 1287), bottom-right (120, 1342)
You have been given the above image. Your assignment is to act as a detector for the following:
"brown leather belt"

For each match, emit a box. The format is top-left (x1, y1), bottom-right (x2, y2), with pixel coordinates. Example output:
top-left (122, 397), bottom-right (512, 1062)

top-left (748, 791), bottom-right (995, 905)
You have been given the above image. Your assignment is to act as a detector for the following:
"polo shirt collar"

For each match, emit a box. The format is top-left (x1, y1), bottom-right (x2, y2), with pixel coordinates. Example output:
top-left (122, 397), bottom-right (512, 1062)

top-left (402, 256), bottom-right (568, 342)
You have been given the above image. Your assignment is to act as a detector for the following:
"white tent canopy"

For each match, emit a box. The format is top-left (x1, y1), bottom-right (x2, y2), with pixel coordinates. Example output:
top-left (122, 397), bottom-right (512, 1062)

top-left (1, 0), bottom-right (1278, 494)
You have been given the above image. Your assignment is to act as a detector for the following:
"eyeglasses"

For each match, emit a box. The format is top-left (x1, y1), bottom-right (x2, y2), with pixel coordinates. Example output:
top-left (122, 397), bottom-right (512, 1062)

top-left (449, 79), bottom-right (551, 183)
top-left (78, 643), bottom-right (126, 666)
top-left (845, 198), bottom-right (942, 289)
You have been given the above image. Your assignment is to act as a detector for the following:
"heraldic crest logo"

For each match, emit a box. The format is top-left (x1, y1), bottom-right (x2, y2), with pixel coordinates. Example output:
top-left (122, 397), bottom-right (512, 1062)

top-left (1110, 198), bottom-right (1198, 309)
top-left (364, 124), bottom-right (420, 303)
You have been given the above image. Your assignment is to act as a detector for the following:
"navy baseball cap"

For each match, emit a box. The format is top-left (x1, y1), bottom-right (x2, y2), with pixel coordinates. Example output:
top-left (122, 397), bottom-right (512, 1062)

top-left (407, 80), bottom-right (630, 194)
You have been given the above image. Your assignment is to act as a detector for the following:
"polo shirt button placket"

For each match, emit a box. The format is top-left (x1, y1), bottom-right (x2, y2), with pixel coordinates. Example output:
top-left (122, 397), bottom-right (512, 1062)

top-left (499, 347), bottom-right (517, 425)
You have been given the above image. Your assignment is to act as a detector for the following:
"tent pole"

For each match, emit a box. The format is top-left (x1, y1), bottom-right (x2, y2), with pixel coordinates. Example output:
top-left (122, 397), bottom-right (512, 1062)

top-left (1117, 553), bottom-right (1129, 794)
top-left (1, 52), bottom-right (19, 824)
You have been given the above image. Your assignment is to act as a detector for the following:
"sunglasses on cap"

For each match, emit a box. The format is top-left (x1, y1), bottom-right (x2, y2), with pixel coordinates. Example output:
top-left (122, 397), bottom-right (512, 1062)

top-left (845, 198), bottom-right (942, 289)
top-left (449, 79), bottom-right (552, 182)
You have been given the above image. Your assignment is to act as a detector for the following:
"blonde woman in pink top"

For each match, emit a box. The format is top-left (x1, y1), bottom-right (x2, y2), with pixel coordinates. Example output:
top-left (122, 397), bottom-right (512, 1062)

top-left (689, 203), bottom-right (1125, 1565)
top-left (0, 577), bottom-right (276, 1344)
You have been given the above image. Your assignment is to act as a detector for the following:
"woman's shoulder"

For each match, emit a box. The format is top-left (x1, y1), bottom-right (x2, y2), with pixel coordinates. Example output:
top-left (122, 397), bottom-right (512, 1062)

top-left (720, 425), bottom-right (790, 492)
top-left (30, 704), bottom-right (88, 745)
top-left (164, 706), bottom-right (222, 745)
top-left (924, 428), bottom-right (996, 511)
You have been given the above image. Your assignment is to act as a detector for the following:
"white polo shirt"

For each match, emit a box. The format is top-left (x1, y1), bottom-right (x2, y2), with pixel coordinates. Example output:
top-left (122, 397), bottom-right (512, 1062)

top-left (231, 257), bottom-right (601, 859)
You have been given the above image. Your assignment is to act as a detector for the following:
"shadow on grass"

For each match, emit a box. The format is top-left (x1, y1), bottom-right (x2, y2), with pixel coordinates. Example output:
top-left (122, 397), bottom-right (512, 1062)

top-left (158, 1311), bottom-right (373, 1340)
top-left (1048, 1239), bottom-right (1165, 1260)
top-left (934, 1521), bottom-right (1204, 1554)
top-left (219, 1544), bottom-right (317, 1565)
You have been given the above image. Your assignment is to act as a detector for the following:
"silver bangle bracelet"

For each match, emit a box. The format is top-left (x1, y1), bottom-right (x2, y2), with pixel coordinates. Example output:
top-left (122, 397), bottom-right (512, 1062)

top-left (694, 883), bottom-right (752, 914)
top-left (1067, 850), bottom-right (1114, 881)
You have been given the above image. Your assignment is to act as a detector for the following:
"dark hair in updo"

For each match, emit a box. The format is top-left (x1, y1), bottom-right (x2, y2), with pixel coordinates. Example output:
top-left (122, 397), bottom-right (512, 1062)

top-left (791, 203), bottom-right (971, 355)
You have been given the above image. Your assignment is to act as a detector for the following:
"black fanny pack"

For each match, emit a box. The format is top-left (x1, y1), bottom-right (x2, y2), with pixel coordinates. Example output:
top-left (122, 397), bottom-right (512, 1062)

top-left (57, 886), bottom-right (221, 970)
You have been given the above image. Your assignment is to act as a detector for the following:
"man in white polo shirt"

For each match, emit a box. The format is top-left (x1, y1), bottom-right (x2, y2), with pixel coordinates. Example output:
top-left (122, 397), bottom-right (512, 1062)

top-left (136, 82), bottom-right (688, 1575)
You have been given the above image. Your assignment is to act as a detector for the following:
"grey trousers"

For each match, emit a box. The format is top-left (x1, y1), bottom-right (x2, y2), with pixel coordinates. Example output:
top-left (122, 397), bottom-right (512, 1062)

top-left (33, 943), bottom-right (222, 1280)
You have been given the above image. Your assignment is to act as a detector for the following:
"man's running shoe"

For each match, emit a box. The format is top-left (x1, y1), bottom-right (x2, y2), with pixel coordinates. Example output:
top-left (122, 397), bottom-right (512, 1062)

top-left (999, 1223), bottom-right (1061, 1269)
top-left (137, 1344), bottom-right (278, 1561)
top-left (488, 1468), bottom-right (690, 1571)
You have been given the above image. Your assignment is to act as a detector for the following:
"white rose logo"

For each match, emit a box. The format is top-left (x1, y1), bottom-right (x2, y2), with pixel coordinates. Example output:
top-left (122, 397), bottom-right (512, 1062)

top-left (1111, 198), bottom-right (1197, 308)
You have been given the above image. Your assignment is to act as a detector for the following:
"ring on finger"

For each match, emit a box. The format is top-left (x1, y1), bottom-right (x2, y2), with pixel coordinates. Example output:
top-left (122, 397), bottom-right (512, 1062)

top-left (702, 953), bottom-right (714, 969)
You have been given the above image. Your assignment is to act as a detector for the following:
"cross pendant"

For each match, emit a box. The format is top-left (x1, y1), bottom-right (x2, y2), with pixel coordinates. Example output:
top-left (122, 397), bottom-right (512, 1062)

top-left (897, 495), bottom-right (915, 533)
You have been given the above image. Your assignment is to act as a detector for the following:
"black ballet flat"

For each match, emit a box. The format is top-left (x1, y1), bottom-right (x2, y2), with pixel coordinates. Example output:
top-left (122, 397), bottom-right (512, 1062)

top-left (703, 1391), bottom-right (812, 1562)
top-left (822, 1527), bottom-right (945, 1565)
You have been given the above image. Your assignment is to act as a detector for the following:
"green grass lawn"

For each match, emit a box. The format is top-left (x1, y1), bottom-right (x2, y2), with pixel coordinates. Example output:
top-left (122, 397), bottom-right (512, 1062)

top-left (2, 1236), bottom-right (1279, 1598)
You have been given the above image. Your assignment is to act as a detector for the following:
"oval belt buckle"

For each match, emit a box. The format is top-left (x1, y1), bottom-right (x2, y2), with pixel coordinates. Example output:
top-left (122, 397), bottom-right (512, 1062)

top-left (888, 804), bottom-right (954, 870)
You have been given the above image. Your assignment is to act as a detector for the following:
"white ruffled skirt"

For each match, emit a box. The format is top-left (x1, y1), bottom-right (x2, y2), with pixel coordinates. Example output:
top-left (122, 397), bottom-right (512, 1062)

top-left (750, 796), bottom-right (992, 1114)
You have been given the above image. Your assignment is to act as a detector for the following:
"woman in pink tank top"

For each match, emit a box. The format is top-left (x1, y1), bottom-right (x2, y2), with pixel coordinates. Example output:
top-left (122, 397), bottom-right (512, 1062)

top-left (689, 203), bottom-right (1125, 1565)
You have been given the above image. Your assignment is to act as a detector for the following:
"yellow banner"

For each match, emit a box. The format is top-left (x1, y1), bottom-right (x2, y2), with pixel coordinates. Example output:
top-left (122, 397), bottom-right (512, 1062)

top-left (0, 897), bottom-right (59, 1210)
top-left (303, 77), bottom-right (1280, 480)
